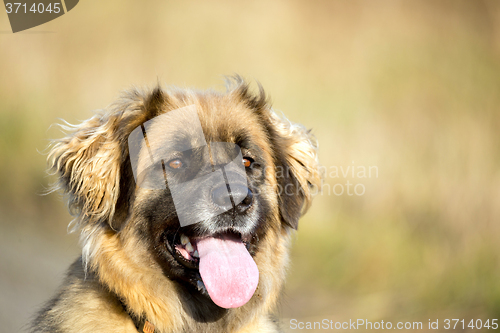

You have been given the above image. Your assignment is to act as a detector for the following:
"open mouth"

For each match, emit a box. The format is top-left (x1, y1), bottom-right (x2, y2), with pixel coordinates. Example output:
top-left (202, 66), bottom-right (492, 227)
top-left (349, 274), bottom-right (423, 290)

top-left (165, 231), bottom-right (259, 309)
top-left (167, 231), bottom-right (253, 269)
top-left (171, 233), bottom-right (201, 270)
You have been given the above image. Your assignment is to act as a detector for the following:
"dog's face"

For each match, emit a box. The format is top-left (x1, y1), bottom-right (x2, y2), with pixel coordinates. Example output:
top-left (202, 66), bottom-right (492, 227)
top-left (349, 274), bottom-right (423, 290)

top-left (48, 77), bottom-right (321, 328)
top-left (130, 100), bottom-right (279, 309)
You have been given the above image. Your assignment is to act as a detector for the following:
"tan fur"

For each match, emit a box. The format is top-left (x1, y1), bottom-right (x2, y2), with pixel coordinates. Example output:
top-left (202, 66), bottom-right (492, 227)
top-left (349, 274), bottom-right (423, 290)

top-left (34, 77), bottom-right (320, 333)
top-left (268, 110), bottom-right (322, 211)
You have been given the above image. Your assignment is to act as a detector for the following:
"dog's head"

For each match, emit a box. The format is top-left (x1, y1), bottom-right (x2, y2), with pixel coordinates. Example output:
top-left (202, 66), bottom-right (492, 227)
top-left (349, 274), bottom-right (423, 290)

top-left (49, 76), bottom-right (321, 325)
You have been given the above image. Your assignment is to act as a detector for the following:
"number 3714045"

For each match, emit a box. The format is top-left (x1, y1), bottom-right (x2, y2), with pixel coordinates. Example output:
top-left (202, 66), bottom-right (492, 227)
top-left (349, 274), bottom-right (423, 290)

top-left (5, 3), bottom-right (61, 14)
top-left (444, 319), bottom-right (498, 330)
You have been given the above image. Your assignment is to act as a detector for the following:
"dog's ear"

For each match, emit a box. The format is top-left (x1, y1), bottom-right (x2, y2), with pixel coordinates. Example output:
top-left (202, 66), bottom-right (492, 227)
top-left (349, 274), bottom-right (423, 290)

top-left (48, 87), bottom-right (166, 231)
top-left (268, 110), bottom-right (322, 230)
top-left (226, 76), bottom-right (322, 229)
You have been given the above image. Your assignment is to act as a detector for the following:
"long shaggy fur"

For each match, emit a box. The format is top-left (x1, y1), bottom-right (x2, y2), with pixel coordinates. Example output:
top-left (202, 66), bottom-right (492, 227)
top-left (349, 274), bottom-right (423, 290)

top-left (33, 76), bottom-right (321, 333)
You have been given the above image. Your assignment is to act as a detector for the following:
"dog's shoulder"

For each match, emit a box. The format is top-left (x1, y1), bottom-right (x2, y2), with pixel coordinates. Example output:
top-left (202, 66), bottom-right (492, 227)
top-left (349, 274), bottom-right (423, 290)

top-left (31, 257), bottom-right (137, 333)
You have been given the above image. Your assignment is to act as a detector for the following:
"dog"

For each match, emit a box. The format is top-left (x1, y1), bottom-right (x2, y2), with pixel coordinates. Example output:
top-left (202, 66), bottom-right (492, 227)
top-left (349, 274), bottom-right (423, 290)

top-left (31, 76), bottom-right (321, 333)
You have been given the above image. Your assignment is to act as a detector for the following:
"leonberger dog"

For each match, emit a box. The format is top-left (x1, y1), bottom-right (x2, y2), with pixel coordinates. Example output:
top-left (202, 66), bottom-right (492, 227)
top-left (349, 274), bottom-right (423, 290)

top-left (32, 76), bottom-right (321, 333)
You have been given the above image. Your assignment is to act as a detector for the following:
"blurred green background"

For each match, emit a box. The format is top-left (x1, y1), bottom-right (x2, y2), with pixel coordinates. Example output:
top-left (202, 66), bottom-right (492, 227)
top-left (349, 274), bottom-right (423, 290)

top-left (1, 1), bottom-right (500, 331)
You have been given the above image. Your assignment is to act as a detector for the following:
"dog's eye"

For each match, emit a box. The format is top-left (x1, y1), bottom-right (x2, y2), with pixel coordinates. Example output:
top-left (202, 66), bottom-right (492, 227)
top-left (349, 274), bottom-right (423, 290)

top-left (168, 158), bottom-right (184, 169)
top-left (243, 157), bottom-right (253, 168)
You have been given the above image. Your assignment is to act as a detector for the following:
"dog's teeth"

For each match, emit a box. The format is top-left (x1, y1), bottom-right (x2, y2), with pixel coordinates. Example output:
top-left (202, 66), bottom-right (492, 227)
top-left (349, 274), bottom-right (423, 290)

top-left (193, 250), bottom-right (199, 258)
top-left (197, 280), bottom-right (205, 290)
top-left (185, 242), bottom-right (194, 253)
top-left (180, 234), bottom-right (189, 245)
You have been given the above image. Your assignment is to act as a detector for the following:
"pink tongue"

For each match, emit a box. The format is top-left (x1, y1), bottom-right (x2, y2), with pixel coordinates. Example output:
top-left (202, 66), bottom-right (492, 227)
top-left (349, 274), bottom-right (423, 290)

top-left (196, 235), bottom-right (259, 309)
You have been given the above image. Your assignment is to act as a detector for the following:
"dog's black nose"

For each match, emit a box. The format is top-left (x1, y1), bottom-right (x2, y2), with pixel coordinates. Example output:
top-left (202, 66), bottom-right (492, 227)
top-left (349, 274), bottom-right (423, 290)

top-left (234, 185), bottom-right (253, 213)
top-left (212, 184), bottom-right (253, 213)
